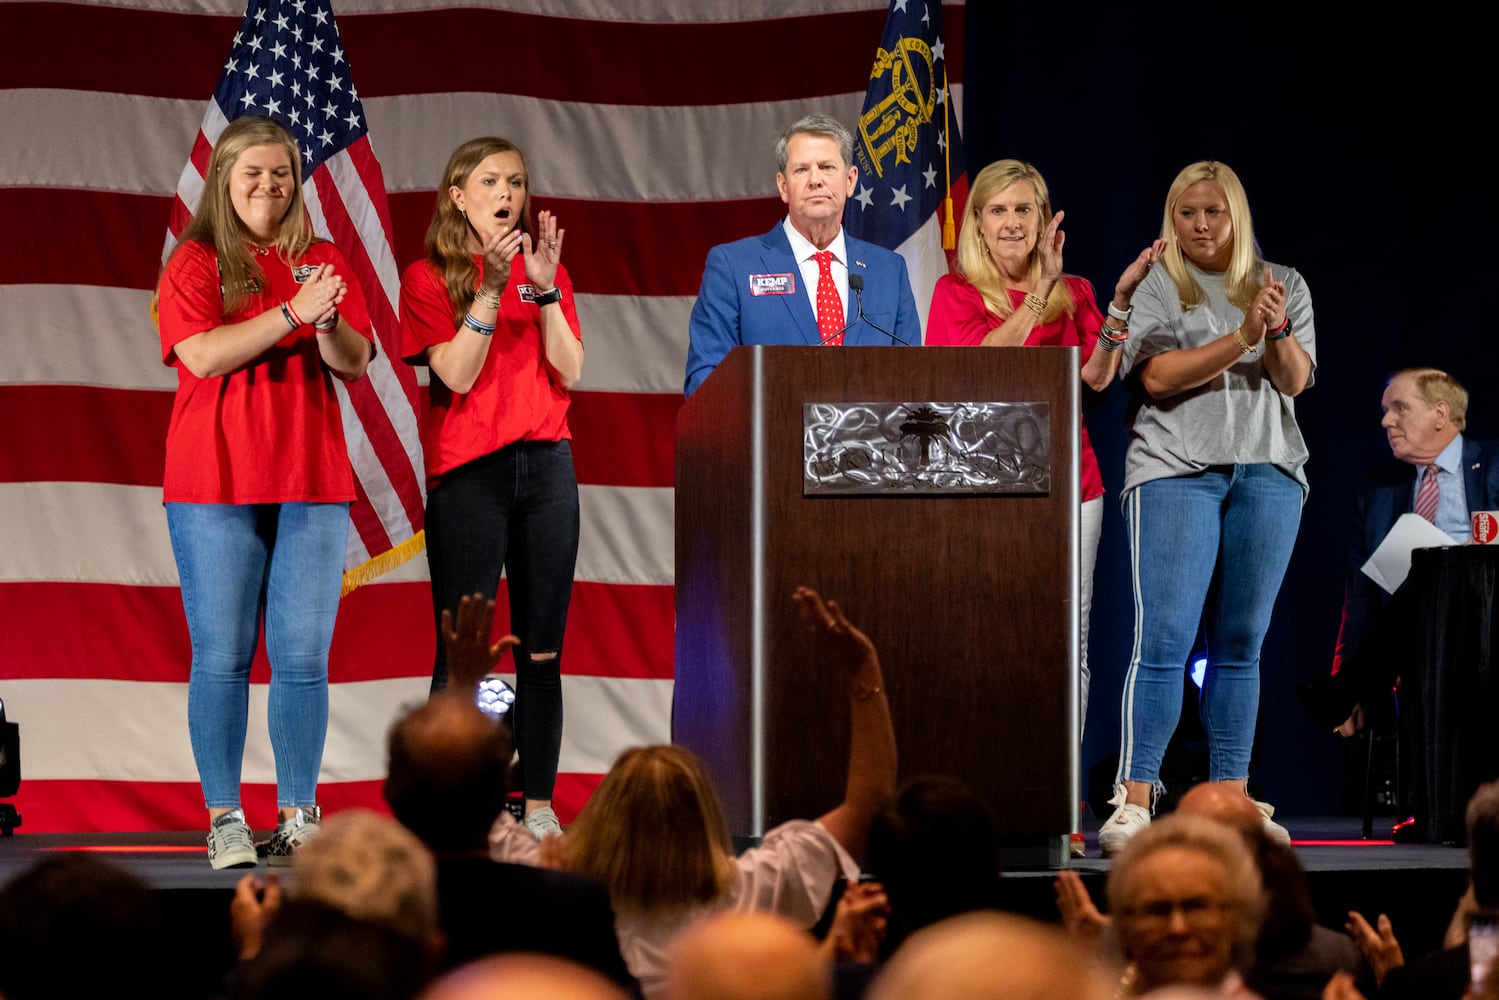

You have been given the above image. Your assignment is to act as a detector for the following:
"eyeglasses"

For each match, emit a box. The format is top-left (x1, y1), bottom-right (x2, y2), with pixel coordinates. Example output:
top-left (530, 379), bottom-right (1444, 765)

top-left (1126, 896), bottom-right (1230, 928)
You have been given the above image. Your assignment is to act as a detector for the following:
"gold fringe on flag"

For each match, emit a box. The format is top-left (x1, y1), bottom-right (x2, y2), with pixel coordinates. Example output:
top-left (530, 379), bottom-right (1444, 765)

top-left (940, 66), bottom-right (956, 250)
top-left (341, 529), bottom-right (426, 596)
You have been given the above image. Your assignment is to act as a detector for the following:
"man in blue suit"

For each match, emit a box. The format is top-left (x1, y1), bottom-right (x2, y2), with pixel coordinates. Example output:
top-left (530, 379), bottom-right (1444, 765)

top-left (683, 113), bottom-right (921, 397)
top-left (1311, 368), bottom-right (1499, 732)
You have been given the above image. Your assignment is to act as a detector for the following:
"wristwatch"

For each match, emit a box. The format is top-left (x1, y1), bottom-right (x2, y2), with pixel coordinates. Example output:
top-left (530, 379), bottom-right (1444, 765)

top-left (532, 286), bottom-right (563, 307)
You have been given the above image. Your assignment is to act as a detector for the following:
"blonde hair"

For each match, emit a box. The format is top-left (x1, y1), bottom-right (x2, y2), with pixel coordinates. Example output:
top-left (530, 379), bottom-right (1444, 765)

top-left (566, 745), bottom-right (736, 914)
top-left (291, 808), bottom-right (439, 944)
top-left (1391, 367), bottom-right (1469, 431)
top-left (1107, 813), bottom-right (1265, 962)
top-left (1157, 160), bottom-right (1262, 313)
top-left (164, 116), bottom-right (316, 316)
top-left (955, 159), bottom-right (1075, 324)
top-left (426, 136), bottom-right (534, 317)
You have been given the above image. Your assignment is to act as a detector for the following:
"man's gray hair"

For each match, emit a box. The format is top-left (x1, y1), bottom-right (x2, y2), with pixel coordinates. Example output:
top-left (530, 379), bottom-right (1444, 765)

top-left (775, 113), bottom-right (854, 173)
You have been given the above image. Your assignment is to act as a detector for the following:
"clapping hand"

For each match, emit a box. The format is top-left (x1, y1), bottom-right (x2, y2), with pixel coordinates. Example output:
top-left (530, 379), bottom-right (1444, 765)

top-left (1038, 209), bottom-right (1066, 284)
top-left (1345, 910), bottom-right (1405, 986)
top-left (522, 209), bottom-right (564, 291)
top-left (820, 879), bottom-right (890, 962)
top-left (1249, 264), bottom-right (1288, 341)
top-left (1114, 239), bottom-right (1167, 305)
top-left (441, 593), bottom-right (520, 695)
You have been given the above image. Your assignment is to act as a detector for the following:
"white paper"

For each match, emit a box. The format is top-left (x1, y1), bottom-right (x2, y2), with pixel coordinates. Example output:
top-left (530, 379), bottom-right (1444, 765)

top-left (1361, 513), bottom-right (1458, 595)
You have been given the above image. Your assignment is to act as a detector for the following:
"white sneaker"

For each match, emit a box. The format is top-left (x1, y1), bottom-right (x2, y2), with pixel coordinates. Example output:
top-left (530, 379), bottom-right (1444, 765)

top-left (1099, 803), bottom-right (1151, 857)
top-left (1253, 799), bottom-right (1291, 846)
top-left (207, 808), bottom-right (258, 870)
top-left (523, 806), bottom-right (563, 840)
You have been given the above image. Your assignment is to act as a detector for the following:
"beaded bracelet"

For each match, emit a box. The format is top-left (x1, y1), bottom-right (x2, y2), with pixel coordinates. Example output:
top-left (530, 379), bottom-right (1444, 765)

top-left (1097, 326), bottom-right (1129, 352)
top-left (462, 312), bottom-right (496, 336)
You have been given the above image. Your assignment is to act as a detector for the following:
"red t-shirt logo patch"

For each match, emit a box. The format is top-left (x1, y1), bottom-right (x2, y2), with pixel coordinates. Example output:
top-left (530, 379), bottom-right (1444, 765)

top-left (749, 273), bottom-right (795, 296)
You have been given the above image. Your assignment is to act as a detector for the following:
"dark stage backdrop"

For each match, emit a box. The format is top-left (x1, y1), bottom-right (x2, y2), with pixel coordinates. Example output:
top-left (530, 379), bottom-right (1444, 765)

top-left (963, 2), bottom-right (1499, 815)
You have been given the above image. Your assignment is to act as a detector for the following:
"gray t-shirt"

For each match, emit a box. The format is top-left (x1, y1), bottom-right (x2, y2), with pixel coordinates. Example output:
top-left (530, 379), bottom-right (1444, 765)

top-left (1118, 260), bottom-right (1316, 497)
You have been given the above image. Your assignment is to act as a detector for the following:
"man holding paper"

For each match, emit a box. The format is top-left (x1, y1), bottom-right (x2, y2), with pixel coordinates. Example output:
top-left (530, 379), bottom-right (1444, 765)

top-left (1308, 368), bottom-right (1499, 735)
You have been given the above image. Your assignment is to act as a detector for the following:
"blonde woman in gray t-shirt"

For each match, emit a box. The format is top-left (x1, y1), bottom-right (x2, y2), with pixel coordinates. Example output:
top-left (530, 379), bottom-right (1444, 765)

top-left (1097, 161), bottom-right (1316, 859)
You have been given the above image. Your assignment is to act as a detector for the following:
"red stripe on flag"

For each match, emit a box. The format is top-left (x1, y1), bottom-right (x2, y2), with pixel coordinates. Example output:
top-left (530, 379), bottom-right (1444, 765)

top-left (8, 385), bottom-right (677, 491)
top-left (0, 580), bottom-right (673, 683)
top-left (0, 385), bottom-right (169, 486)
top-left (7, 774), bottom-right (604, 834)
top-left (348, 466), bottom-right (396, 560)
top-left (8, 189), bottom-right (786, 297)
top-left (567, 390), bottom-right (682, 488)
top-left (0, 5), bottom-right (963, 105)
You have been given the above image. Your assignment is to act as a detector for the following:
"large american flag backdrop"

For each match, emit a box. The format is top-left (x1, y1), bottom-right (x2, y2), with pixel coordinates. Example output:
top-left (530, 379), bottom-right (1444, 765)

top-left (0, 0), bottom-right (965, 833)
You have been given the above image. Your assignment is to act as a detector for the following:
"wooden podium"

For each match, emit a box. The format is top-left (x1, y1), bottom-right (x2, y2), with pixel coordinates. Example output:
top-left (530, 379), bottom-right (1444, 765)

top-left (673, 345), bottom-right (1081, 859)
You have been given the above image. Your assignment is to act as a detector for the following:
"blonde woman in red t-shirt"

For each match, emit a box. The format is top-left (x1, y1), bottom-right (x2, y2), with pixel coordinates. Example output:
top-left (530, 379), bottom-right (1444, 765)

top-left (399, 137), bottom-right (584, 842)
top-left (155, 115), bottom-right (373, 870)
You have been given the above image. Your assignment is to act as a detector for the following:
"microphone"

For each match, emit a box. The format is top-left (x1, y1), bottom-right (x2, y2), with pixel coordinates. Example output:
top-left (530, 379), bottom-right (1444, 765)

top-left (847, 273), bottom-right (914, 346)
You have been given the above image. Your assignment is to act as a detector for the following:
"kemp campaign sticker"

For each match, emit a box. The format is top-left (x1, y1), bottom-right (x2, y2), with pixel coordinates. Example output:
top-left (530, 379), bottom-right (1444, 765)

top-left (749, 273), bottom-right (796, 296)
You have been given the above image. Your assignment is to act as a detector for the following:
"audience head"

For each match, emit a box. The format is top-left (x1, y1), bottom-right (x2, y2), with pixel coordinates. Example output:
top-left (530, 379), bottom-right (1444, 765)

top-left (1469, 779), bottom-right (1499, 906)
top-left (1174, 782), bottom-right (1266, 841)
top-left (386, 693), bottom-right (515, 852)
top-left (566, 744), bottom-right (736, 913)
top-left (864, 773), bottom-right (1003, 955)
top-left (419, 953), bottom-right (631, 1000)
top-left (866, 911), bottom-right (1114, 1000)
top-left (291, 806), bottom-right (441, 950)
top-left (232, 900), bottom-right (435, 1000)
top-left (665, 911), bottom-right (830, 1000)
top-left (1382, 367), bottom-right (1468, 465)
top-left (774, 113), bottom-right (857, 243)
top-left (957, 159), bottom-right (1055, 283)
top-left (1107, 812), bottom-right (1265, 995)
top-left (0, 853), bottom-right (174, 1000)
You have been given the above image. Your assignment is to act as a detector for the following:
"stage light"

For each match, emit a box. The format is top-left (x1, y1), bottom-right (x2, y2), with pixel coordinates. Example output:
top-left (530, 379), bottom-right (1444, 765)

top-left (477, 676), bottom-right (515, 719)
top-left (1190, 654), bottom-right (1208, 690)
top-left (0, 696), bottom-right (21, 835)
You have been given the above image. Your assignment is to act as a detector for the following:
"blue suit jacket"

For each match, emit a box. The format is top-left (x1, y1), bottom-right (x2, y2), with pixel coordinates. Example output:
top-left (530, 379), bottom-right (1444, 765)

top-left (683, 224), bottom-right (922, 397)
top-left (1333, 436), bottom-right (1499, 675)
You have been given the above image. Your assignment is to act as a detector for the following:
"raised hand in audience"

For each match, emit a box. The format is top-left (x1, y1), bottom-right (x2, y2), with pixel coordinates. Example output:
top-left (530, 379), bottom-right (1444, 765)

top-left (229, 872), bottom-right (284, 960)
top-left (440, 593), bottom-right (521, 695)
top-left (1323, 969), bottom-right (1368, 1000)
top-left (1053, 868), bottom-right (1110, 947)
top-left (820, 879), bottom-right (890, 963)
top-left (1345, 910), bottom-right (1405, 986)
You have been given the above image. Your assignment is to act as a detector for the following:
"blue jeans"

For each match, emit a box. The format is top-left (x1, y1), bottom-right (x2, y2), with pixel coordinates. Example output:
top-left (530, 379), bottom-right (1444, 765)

top-left (166, 502), bottom-right (349, 810)
top-left (425, 439), bottom-right (580, 801)
top-left (1115, 465), bottom-right (1301, 792)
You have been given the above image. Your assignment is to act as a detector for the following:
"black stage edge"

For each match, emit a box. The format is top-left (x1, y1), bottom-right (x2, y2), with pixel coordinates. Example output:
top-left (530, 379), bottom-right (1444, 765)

top-left (0, 817), bottom-right (1470, 1000)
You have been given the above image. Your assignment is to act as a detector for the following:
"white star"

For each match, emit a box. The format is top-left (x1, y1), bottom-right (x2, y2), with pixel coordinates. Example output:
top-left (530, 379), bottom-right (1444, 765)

top-left (854, 185), bottom-right (874, 210)
top-left (246, 35), bottom-right (262, 52)
top-left (344, 110), bottom-right (361, 129)
top-left (271, 42), bottom-right (286, 60)
top-left (224, 56), bottom-right (238, 73)
top-left (290, 80), bottom-right (302, 98)
top-left (319, 127), bottom-right (335, 147)
top-left (923, 165), bottom-right (937, 188)
top-left (232, 31), bottom-right (242, 45)
top-left (938, 131), bottom-right (947, 152)
top-left (332, 45), bottom-right (345, 65)
top-left (289, 108), bottom-right (302, 126)
top-left (240, 90), bottom-right (258, 109)
top-left (890, 185), bottom-right (912, 210)
top-left (253, 8), bottom-right (265, 23)
top-left (303, 147), bottom-right (314, 163)
top-left (244, 62), bottom-right (260, 81)
top-left (894, 0), bottom-right (908, 11)
top-left (921, 3), bottom-right (931, 26)
top-left (293, 0), bottom-right (306, 12)
top-left (933, 39), bottom-right (945, 62)
top-left (937, 82), bottom-right (947, 107)
top-left (269, 69), bottom-right (283, 88)
top-left (310, 36), bottom-right (324, 54)
top-left (292, 26), bottom-right (303, 42)
top-left (265, 97), bottom-right (281, 115)
top-left (274, 14), bottom-right (288, 30)
top-left (323, 99), bottom-right (338, 118)
top-left (291, 53), bottom-right (302, 70)
top-left (328, 74), bottom-right (343, 92)
top-left (306, 63), bottom-right (320, 81)
top-left (313, 8), bottom-right (329, 25)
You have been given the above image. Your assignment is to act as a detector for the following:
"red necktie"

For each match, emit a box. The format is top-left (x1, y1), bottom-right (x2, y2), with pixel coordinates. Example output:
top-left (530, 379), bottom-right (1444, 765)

top-left (814, 250), bottom-right (844, 345)
top-left (1414, 464), bottom-right (1440, 523)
